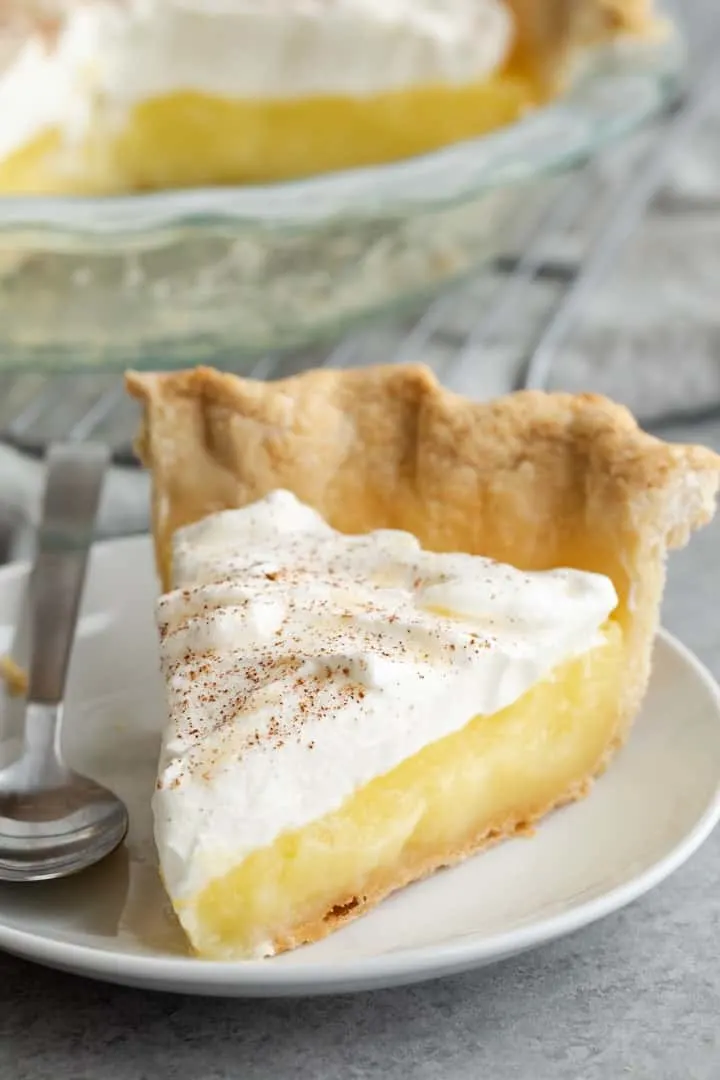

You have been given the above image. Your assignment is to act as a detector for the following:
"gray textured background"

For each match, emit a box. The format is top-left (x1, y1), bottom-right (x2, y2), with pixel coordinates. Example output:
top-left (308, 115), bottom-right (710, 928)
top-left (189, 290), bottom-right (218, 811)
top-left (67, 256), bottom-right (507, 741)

top-left (2, 2), bottom-right (720, 1077)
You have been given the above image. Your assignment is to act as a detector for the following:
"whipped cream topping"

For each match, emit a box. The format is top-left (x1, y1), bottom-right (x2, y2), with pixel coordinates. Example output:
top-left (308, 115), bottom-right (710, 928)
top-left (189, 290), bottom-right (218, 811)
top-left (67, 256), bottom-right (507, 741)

top-left (153, 490), bottom-right (617, 936)
top-left (0, 0), bottom-right (513, 164)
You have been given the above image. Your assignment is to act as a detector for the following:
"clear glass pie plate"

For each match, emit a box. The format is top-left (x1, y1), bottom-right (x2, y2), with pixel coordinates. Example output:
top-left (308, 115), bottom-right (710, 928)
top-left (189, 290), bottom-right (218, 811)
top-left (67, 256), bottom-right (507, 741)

top-left (0, 27), bottom-right (684, 371)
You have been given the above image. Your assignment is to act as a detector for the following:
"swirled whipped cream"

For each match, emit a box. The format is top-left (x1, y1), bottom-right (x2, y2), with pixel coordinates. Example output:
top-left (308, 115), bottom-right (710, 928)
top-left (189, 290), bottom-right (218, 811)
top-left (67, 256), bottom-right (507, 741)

top-left (0, 0), bottom-right (513, 163)
top-left (153, 490), bottom-right (617, 911)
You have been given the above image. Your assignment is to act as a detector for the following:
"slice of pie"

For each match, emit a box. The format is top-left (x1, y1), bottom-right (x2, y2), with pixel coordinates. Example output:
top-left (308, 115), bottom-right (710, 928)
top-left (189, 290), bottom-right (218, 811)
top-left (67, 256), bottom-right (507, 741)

top-left (0, 0), bottom-right (663, 194)
top-left (127, 365), bottom-right (720, 960)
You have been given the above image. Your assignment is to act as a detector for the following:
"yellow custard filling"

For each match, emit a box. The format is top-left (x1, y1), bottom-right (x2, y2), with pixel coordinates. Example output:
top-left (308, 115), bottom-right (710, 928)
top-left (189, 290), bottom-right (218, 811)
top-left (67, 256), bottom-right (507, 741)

top-left (185, 621), bottom-right (623, 959)
top-left (0, 75), bottom-right (540, 194)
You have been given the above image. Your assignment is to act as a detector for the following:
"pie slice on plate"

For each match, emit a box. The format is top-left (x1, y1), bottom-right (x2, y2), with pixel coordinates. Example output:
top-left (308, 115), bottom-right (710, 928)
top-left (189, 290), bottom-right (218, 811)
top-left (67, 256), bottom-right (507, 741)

top-left (0, 0), bottom-right (663, 192)
top-left (127, 365), bottom-right (720, 959)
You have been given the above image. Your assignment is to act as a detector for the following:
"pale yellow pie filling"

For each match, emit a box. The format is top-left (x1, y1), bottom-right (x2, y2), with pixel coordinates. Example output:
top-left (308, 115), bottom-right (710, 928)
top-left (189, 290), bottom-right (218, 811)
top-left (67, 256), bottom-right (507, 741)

top-left (182, 620), bottom-right (622, 959)
top-left (0, 74), bottom-right (539, 194)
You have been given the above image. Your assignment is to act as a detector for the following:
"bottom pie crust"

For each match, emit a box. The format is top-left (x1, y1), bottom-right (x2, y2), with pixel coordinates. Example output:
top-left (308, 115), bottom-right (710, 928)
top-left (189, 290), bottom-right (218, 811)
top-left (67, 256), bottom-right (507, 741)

top-left (268, 773), bottom-right (598, 957)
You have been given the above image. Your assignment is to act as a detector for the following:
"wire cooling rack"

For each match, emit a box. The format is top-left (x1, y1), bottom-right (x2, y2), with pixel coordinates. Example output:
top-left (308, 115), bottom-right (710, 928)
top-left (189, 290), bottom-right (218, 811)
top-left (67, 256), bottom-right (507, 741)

top-left (0, 58), bottom-right (718, 468)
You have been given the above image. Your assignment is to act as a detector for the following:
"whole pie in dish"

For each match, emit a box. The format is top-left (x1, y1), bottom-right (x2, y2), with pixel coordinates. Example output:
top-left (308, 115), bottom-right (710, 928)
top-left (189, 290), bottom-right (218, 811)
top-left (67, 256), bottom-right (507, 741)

top-left (127, 364), bottom-right (720, 960)
top-left (0, 0), bottom-right (663, 193)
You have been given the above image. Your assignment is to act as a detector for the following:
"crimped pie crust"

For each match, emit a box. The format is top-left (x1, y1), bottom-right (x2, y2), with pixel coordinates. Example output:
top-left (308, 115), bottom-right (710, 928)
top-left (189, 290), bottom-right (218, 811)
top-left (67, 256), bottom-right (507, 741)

top-left (127, 363), bottom-right (720, 955)
top-left (506, 0), bottom-right (662, 83)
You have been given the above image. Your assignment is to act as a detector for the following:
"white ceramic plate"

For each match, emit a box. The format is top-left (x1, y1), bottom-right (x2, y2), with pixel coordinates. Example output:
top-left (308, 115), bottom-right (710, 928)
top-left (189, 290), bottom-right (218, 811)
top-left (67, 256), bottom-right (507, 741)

top-left (0, 537), bottom-right (718, 998)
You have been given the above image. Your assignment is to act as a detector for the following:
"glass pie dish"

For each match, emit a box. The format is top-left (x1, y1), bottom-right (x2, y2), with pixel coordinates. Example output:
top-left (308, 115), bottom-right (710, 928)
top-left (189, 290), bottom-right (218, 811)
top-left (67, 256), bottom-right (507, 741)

top-left (0, 26), bottom-right (683, 372)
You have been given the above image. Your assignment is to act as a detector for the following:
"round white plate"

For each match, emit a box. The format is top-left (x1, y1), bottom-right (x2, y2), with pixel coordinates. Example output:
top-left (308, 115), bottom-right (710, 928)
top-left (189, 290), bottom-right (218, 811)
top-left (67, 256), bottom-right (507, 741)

top-left (0, 537), bottom-right (719, 998)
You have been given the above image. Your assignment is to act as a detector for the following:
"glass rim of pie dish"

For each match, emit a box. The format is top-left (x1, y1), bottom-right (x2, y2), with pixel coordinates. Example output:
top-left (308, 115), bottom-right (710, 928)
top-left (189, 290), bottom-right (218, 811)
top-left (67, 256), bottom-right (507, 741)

top-left (0, 26), bottom-right (685, 242)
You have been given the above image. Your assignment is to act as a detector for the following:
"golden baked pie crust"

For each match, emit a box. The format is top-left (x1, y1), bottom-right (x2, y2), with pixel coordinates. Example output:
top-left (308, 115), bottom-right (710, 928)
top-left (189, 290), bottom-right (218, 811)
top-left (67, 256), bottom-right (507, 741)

top-left (127, 361), bottom-right (719, 717)
top-left (506, 0), bottom-right (662, 85)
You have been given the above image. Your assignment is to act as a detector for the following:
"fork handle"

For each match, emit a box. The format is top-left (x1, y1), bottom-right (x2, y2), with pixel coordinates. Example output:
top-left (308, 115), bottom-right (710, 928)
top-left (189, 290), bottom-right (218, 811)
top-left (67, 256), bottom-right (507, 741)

top-left (27, 444), bottom-right (109, 707)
